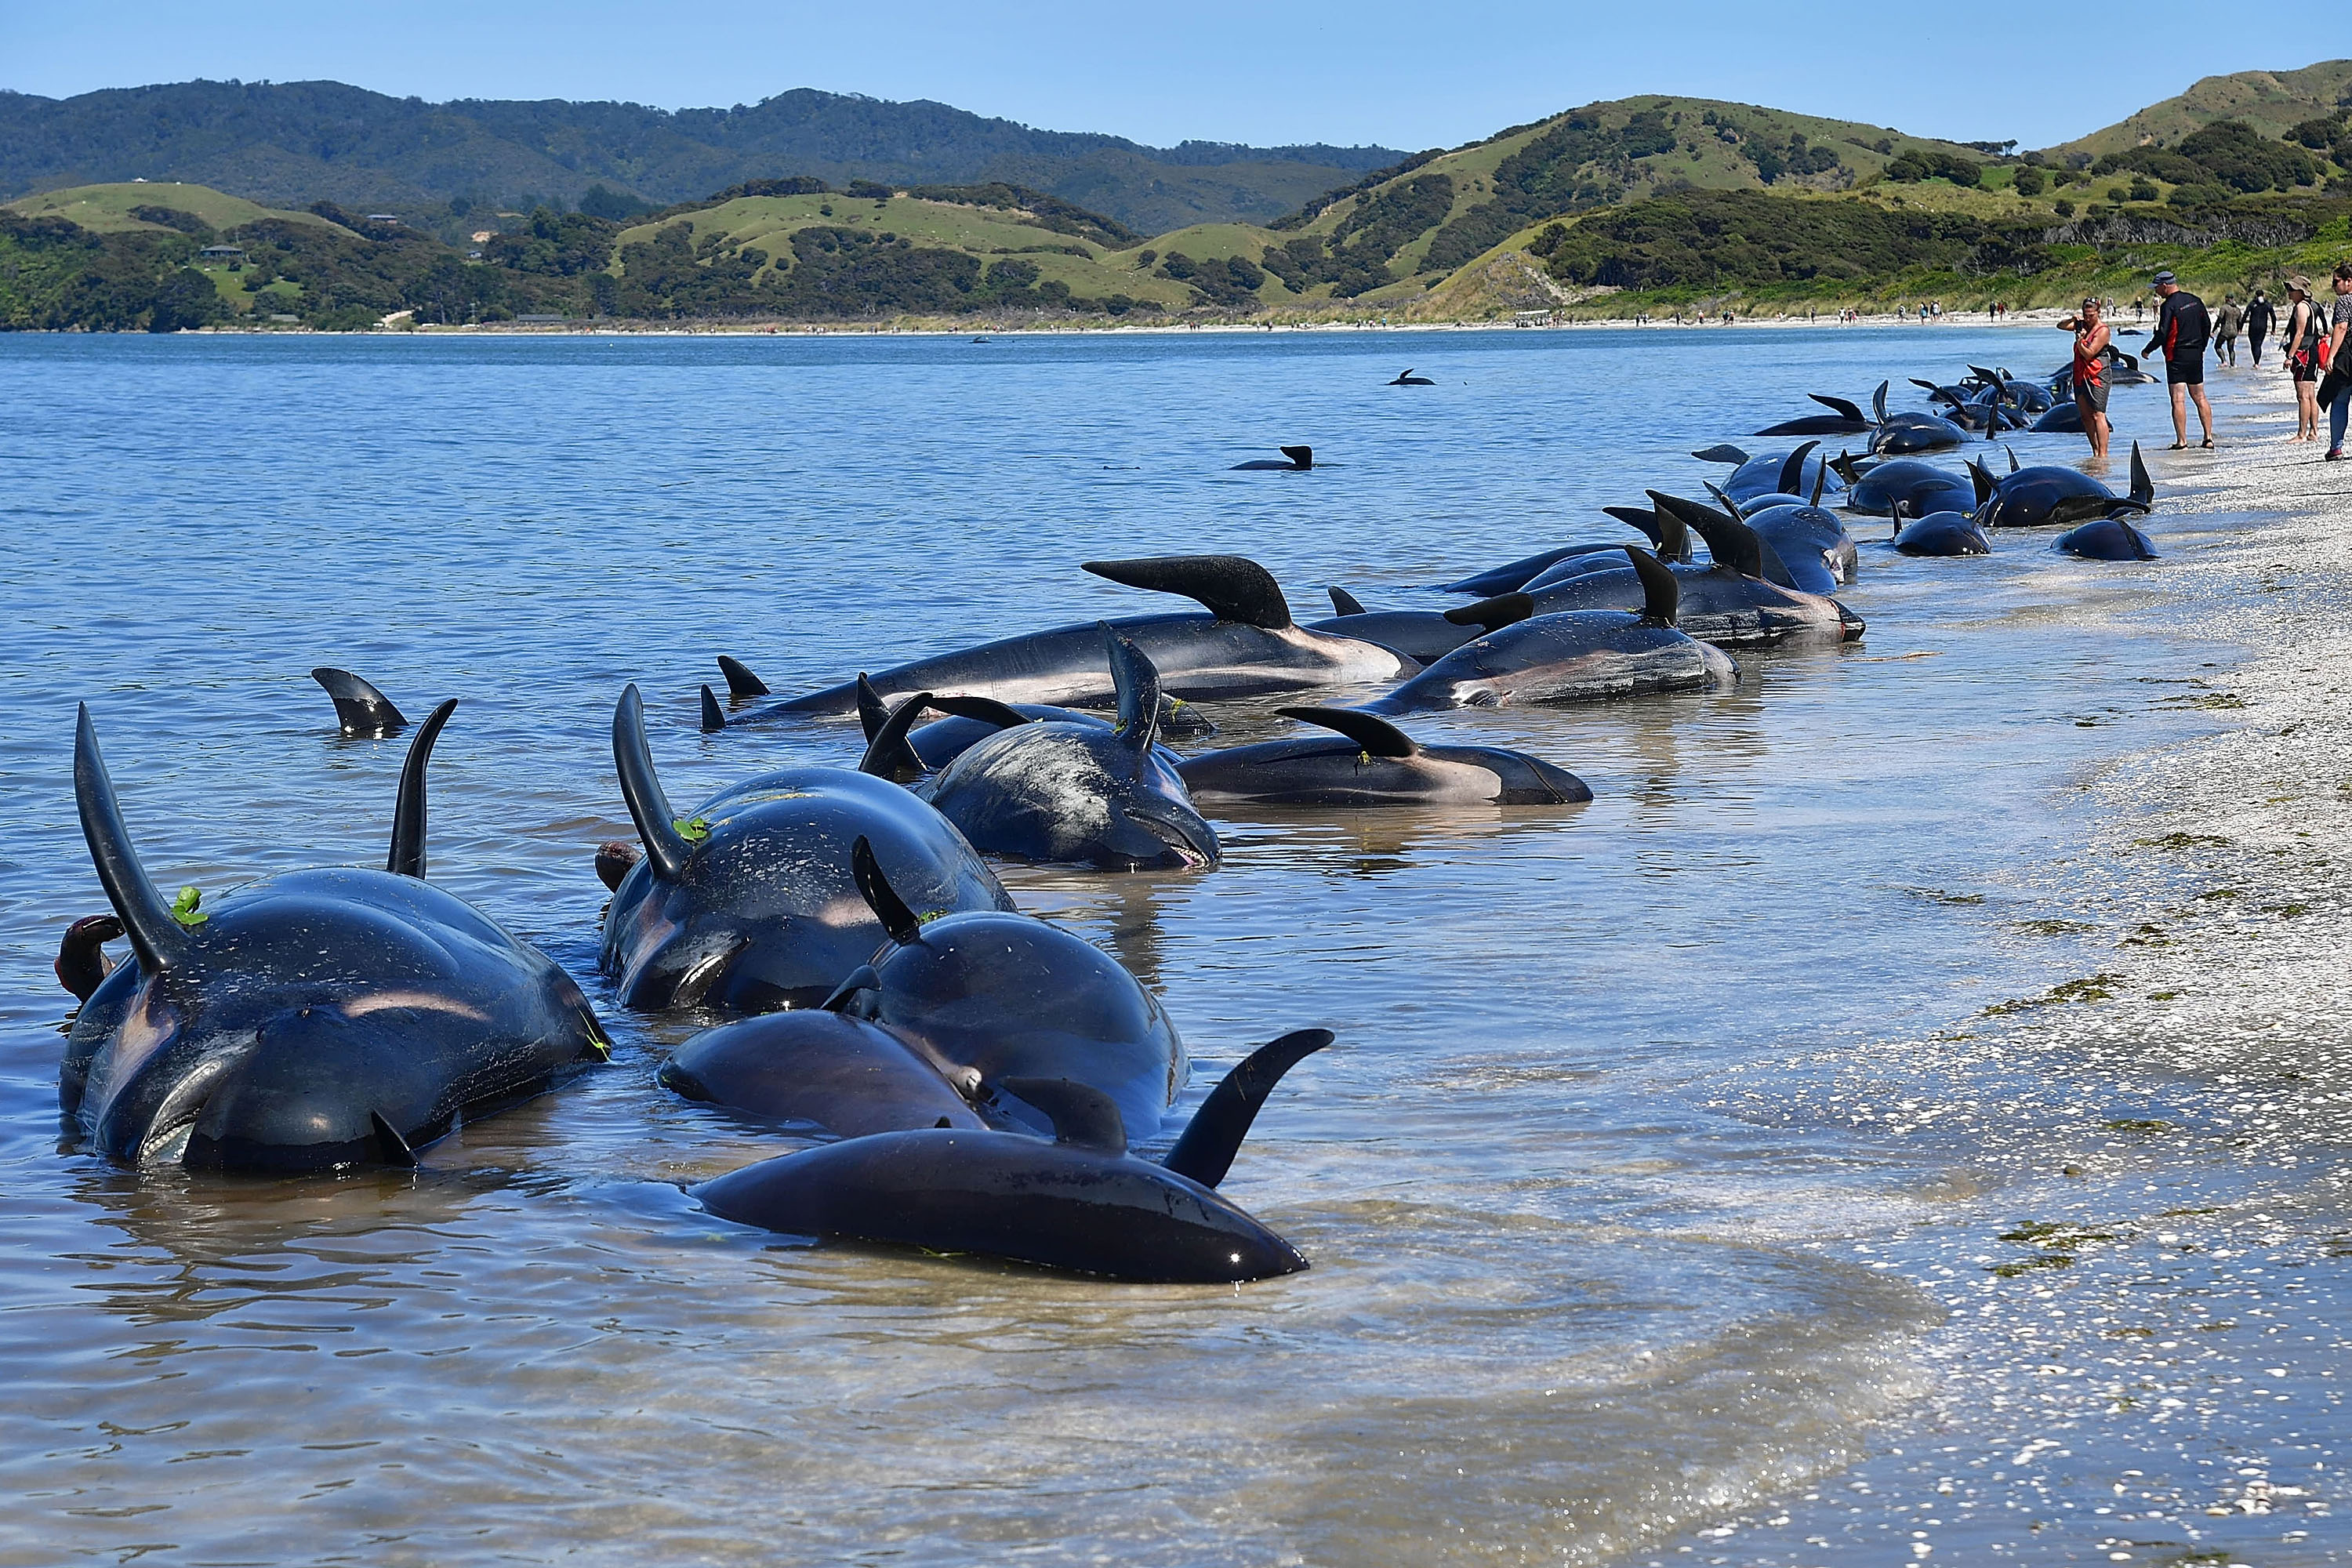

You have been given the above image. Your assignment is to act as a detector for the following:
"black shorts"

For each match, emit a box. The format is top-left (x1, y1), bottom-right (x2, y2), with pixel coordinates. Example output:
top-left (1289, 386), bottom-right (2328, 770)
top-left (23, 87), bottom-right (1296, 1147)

top-left (2165, 354), bottom-right (2205, 386)
top-left (2074, 378), bottom-right (2109, 414)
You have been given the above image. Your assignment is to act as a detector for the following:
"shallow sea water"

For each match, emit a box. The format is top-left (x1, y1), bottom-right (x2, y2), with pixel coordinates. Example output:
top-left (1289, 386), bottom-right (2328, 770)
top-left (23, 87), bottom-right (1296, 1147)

top-left (0, 326), bottom-right (2341, 1566)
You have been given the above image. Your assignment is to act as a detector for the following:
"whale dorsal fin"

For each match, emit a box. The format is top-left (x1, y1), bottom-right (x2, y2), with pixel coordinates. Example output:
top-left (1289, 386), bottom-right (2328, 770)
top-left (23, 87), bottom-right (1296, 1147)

top-left (1871, 380), bottom-right (1889, 424)
top-left (1690, 444), bottom-right (1748, 464)
top-left (1444, 592), bottom-right (1533, 632)
top-left (1603, 504), bottom-right (1663, 547)
top-left (855, 674), bottom-right (890, 742)
top-left (819, 964), bottom-right (882, 1016)
top-left (1778, 439), bottom-right (1816, 500)
top-left (312, 668), bottom-right (405, 738)
top-left (1624, 545), bottom-right (1679, 626)
top-left (1809, 462), bottom-right (1826, 506)
top-left (1829, 448), bottom-right (1860, 485)
top-left (849, 835), bottom-right (924, 946)
top-left (1275, 706), bottom-right (1417, 757)
top-left (1000, 1076), bottom-right (1127, 1154)
top-left (1650, 492), bottom-right (1762, 581)
top-left (717, 655), bottom-right (770, 699)
top-left (1702, 479), bottom-right (1744, 519)
top-left (1809, 393), bottom-right (1865, 423)
top-left (73, 706), bottom-right (189, 977)
top-left (1909, 377), bottom-right (1945, 397)
top-left (387, 698), bottom-right (457, 880)
top-left (612, 684), bottom-right (691, 882)
top-left (1279, 445), bottom-right (1313, 469)
top-left (1104, 625), bottom-right (1163, 762)
top-left (1965, 460), bottom-right (1998, 510)
top-left (2005, 445), bottom-right (2020, 475)
top-left (2129, 442), bottom-right (2154, 508)
top-left (1327, 585), bottom-right (1367, 616)
top-left (1082, 555), bottom-right (1293, 630)
top-left (1161, 1029), bottom-right (1334, 1187)
top-left (699, 685), bottom-right (727, 734)
top-left (857, 691), bottom-right (935, 782)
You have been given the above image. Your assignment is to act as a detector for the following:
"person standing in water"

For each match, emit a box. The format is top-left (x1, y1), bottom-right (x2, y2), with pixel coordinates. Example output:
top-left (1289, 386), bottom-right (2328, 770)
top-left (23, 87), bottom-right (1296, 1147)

top-left (2058, 296), bottom-right (2112, 459)
top-left (2214, 296), bottom-right (2243, 365)
top-left (2246, 290), bottom-right (2274, 365)
top-left (2148, 270), bottom-right (2215, 448)
top-left (2285, 277), bottom-right (2324, 443)
top-left (2324, 263), bottom-right (2352, 460)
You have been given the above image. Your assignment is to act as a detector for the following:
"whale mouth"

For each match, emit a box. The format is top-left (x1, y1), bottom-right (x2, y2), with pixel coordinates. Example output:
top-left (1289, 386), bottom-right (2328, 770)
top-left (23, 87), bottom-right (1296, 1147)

top-left (1131, 809), bottom-right (1221, 870)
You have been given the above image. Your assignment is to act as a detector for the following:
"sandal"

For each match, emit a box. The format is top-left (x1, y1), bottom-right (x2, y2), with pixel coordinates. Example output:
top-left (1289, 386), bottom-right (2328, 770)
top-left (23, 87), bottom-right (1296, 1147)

top-left (2168, 442), bottom-right (2188, 450)
top-left (2201, 438), bottom-right (2214, 448)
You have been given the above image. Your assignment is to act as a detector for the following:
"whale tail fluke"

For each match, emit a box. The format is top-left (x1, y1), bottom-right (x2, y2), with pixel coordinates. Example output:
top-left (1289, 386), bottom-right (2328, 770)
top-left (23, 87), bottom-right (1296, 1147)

top-left (1327, 585), bottom-right (1367, 616)
top-left (387, 698), bottom-right (457, 880)
top-left (312, 667), bottom-right (406, 738)
top-left (1162, 1029), bottom-right (1334, 1189)
top-left (716, 655), bottom-right (770, 699)
top-left (1809, 393), bottom-right (1866, 423)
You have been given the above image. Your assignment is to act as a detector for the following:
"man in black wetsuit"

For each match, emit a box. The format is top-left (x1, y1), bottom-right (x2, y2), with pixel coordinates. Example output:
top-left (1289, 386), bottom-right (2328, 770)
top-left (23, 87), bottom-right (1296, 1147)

top-left (2149, 270), bottom-right (2214, 448)
top-left (2246, 290), bottom-right (2274, 366)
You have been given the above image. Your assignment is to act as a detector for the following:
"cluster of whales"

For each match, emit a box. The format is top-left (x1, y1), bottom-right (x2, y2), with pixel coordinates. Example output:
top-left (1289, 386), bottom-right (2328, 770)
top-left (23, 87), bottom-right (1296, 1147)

top-left (53, 358), bottom-right (2166, 1283)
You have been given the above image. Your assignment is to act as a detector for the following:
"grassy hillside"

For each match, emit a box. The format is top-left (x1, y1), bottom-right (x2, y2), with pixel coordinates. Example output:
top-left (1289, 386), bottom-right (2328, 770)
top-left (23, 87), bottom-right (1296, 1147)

top-left (0, 80), bottom-right (1403, 235)
top-left (2056, 62), bottom-right (2352, 158)
top-left (2, 181), bottom-right (328, 233)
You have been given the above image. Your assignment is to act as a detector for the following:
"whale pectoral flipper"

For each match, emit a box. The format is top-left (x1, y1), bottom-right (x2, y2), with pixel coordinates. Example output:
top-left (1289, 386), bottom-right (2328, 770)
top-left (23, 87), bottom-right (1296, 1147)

top-left (1444, 593), bottom-right (1534, 633)
top-left (857, 692), bottom-right (936, 782)
top-left (848, 837), bottom-right (924, 946)
top-left (1161, 1029), bottom-right (1334, 1189)
top-left (387, 698), bottom-right (457, 880)
top-left (74, 706), bottom-right (189, 977)
top-left (1275, 707), bottom-right (1417, 758)
top-left (998, 1076), bottom-right (1127, 1155)
top-left (717, 656), bottom-right (771, 699)
top-left (700, 686), bottom-right (728, 734)
top-left (56, 913), bottom-right (124, 1000)
top-left (1082, 556), bottom-right (1294, 630)
top-left (1327, 586), bottom-right (1367, 616)
top-left (312, 667), bottom-right (407, 738)
top-left (1809, 394), bottom-right (1866, 423)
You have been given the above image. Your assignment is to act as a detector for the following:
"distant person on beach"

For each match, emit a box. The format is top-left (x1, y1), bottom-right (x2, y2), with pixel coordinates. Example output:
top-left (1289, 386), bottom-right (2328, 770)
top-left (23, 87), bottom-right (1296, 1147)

top-left (2285, 277), bottom-right (2324, 442)
top-left (2245, 290), bottom-right (2274, 365)
top-left (2148, 270), bottom-right (2214, 448)
top-left (2213, 296), bottom-right (2243, 365)
top-left (2057, 297), bottom-right (2112, 459)
top-left (2323, 263), bottom-right (2352, 460)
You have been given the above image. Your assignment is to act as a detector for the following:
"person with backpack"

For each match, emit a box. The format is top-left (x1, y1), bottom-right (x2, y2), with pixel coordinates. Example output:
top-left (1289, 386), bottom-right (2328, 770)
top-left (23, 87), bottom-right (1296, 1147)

top-left (2148, 270), bottom-right (2214, 448)
top-left (2321, 263), bottom-right (2352, 460)
top-left (2286, 277), bottom-right (2324, 443)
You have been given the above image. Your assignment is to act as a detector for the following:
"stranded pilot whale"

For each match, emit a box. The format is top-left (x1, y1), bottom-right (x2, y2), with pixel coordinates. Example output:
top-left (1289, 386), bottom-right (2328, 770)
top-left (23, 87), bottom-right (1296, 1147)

top-left (693, 1028), bottom-right (1331, 1283)
top-left (600, 684), bottom-right (1012, 1012)
top-left (60, 700), bottom-right (607, 1172)
top-left (1388, 370), bottom-right (1436, 386)
top-left (1232, 445), bottom-right (1315, 470)
top-left (715, 555), bottom-right (1413, 718)
top-left (1178, 707), bottom-right (1591, 806)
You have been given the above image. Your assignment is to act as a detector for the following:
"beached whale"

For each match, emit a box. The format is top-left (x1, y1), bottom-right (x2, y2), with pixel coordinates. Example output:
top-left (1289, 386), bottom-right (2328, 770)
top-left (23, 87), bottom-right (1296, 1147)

top-left (693, 1028), bottom-right (1331, 1282)
top-left (1388, 369), bottom-right (1436, 386)
top-left (1361, 548), bottom-right (1740, 713)
top-left (1232, 445), bottom-right (1315, 470)
top-left (1178, 706), bottom-right (1590, 806)
top-left (1835, 456), bottom-right (1974, 520)
top-left (1701, 441), bottom-right (1844, 506)
top-left (1754, 390), bottom-right (1877, 437)
top-left (659, 1008), bottom-right (989, 1138)
top-left (600, 684), bottom-right (1012, 1012)
top-left (1436, 507), bottom-right (1686, 596)
top-left (715, 555), bottom-right (1413, 718)
top-left (822, 837), bottom-right (1189, 1141)
top-left (60, 699), bottom-right (607, 1172)
top-left (1888, 509), bottom-right (1991, 557)
top-left (2054, 516), bottom-right (2158, 561)
top-left (1308, 586), bottom-right (1548, 663)
top-left (1976, 445), bottom-right (2153, 529)
top-left (865, 628), bottom-right (1224, 871)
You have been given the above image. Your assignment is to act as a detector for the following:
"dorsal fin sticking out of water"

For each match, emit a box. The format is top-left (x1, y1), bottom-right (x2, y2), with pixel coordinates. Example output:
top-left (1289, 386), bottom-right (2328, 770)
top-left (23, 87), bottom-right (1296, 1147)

top-left (1624, 546), bottom-right (1679, 628)
top-left (1103, 624), bottom-right (1163, 764)
top-left (717, 655), bottom-right (770, 699)
top-left (857, 691), bottom-right (936, 782)
top-left (1327, 586), bottom-right (1367, 616)
top-left (1082, 555), bottom-right (1293, 630)
top-left (2127, 442), bottom-right (2154, 510)
top-left (1650, 492), bottom-right (1762, 582)
top-left (387, 699), bottom-right (457, 880)
top-left (1809, 393), bottom-right (1866, 423)
top-left (1160, 1029), bottom-right (1334, 1188)
top-left (700, 686), bottom-right (728, 734)
top-left (1279, 445), bottom-right (1313, 469)
top-left (1871, 380), bottom-right (1890, 425)
top-left (73, 705), bottom-right (190, 978)
top-left (1276, 706), bottom-right (1417, 758)
top-left (1777, 441), bottom-right (1820, 499)
top-left (1809, 462), bottom-right (1827, 506)
top-left (612, 684), bottom-right (691, 883)
top-left (848, 834), bottom-right (924, 947)
top-left (312, 667), bottom-right (406, 738)
top-left (1966, 460), bottom-right (1998, 512)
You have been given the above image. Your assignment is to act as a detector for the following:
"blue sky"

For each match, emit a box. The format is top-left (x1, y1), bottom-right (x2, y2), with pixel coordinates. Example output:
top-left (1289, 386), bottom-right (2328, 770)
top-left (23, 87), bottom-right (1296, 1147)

top-left (0, 0), bottom-right (2321, 153)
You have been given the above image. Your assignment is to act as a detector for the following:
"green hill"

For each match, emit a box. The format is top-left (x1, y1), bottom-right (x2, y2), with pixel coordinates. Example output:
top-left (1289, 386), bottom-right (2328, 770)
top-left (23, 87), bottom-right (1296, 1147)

top-left (2053, 61), bottom-right (2352, 159)
top-left (2, 181), bottom-right (329, 233)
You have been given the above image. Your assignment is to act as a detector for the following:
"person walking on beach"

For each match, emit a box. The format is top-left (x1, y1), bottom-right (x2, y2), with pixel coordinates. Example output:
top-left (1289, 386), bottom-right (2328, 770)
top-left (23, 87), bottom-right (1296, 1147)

top-left (2214, 296), bottom-right (2243, 365)
top-left (2285, 277), bottom-right (2324, 442)
top-left (2148, 270), bottom-right (2214, 448)
top-left (2058, 296), bottom-right (2112, 460)
top-left (2322, 264), bottom-right (2352, 460)
top-left (2246, 289), bottom-right (2274, 365)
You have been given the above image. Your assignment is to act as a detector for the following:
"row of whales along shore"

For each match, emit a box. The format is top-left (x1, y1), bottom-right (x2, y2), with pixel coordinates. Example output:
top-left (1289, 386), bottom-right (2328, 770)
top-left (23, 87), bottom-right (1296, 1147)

top-left (709, 555), bottom-right (1414, 718)
top-left (60, 700), bottom-right (608, 1172)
